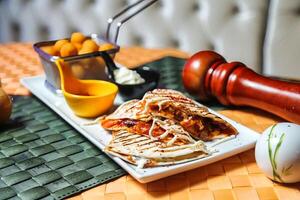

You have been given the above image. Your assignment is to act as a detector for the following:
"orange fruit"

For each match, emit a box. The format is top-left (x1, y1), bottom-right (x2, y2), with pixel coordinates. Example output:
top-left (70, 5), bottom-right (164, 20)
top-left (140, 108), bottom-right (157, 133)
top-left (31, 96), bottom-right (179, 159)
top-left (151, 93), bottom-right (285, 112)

top-left (73, 43), bottom-right (82, 51)
top-left (78, 49), bottom-right (87, 55)
top-left (60, 43), bottom-right (78, 57)
top-left (78, 48), bottom-right (94, 55)
top-left (71, 32), bottom-right (86, 44)
top-left (41, 45), bottom-right (58, 56)
top-left (53, 39), bottom-right (69, 52)
top-left (82, 39), bottom-right (99, 52)
top-left (99, 43), bottom-right (115, 51)
top-left (0, 83), bottom-right (12, 125)
top-left (71, 64), bottom-right (85, 78)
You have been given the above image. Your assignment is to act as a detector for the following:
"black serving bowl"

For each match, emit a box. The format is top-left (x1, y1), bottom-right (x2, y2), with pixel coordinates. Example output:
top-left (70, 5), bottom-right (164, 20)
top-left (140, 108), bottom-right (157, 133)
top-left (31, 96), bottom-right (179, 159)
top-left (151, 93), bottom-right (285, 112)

top-left (115, 66), bottom-right (160, 101)
top-left (100, 51), bottom-right (160, 101)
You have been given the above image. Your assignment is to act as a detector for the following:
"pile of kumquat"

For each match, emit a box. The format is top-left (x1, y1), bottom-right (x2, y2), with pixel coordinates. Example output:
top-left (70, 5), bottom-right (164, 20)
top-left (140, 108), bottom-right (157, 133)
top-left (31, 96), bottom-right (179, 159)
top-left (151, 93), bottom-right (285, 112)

top-left (41, 32), bottom-right (115, 57)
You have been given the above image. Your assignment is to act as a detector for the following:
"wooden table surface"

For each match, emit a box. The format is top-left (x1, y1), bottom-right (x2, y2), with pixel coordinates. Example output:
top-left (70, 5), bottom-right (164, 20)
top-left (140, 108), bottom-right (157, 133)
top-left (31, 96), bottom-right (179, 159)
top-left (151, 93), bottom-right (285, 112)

top-left (1, 43), bottom-right (299, 200)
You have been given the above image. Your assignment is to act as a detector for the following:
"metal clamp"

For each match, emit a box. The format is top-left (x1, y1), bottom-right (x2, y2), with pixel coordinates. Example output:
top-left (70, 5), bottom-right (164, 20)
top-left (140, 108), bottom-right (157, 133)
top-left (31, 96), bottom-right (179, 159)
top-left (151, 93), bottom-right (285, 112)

top-left (106, 0), bottom-right (158, 44)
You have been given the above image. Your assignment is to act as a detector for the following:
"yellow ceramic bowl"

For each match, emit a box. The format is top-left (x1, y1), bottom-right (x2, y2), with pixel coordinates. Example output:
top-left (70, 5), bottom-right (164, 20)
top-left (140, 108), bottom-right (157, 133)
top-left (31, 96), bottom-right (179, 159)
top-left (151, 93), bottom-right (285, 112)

top-left (63, 80), bottom-right (118, 118)
top-left (55, 59), bottom-right (118, 118)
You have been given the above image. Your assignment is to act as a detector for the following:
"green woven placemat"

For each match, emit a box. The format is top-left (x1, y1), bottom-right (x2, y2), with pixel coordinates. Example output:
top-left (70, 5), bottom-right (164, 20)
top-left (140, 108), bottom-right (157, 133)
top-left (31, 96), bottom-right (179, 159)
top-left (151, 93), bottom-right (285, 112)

top-left (139, 56), bottom-right (228, 110)
top-left (0, 96), bottom-right (126, 200)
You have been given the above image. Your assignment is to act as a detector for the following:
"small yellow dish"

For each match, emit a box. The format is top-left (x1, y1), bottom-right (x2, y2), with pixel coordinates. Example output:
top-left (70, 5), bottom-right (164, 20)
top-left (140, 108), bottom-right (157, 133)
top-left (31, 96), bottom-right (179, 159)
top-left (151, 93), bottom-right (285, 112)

top-left (55, 59), bottom-right (118, 118)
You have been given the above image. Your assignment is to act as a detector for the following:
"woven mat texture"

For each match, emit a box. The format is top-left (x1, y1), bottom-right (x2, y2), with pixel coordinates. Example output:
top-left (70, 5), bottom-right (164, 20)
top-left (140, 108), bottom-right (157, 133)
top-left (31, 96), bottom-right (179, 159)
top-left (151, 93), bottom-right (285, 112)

top-left (1, 43), bottom-right (300, 200)
top-left (0, 96), bottom-right (125, 200)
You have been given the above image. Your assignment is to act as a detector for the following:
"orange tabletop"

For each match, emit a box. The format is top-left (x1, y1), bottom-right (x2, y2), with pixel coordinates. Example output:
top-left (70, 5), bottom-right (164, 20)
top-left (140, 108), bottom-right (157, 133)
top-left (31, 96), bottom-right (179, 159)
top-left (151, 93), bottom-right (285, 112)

top-left (1, 43), bottom-right (299, 200)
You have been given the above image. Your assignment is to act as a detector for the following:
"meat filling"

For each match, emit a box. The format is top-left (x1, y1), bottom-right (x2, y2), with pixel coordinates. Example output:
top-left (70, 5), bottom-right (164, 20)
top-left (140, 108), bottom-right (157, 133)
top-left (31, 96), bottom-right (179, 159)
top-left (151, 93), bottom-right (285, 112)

top-left (149, 104), bottom-right (235, 141)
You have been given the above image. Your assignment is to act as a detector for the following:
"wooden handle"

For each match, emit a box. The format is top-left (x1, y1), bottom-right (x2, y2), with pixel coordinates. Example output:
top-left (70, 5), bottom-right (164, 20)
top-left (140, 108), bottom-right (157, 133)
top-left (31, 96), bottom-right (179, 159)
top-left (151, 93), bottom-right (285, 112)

top-left (182, 51), bottom-right (300, 124)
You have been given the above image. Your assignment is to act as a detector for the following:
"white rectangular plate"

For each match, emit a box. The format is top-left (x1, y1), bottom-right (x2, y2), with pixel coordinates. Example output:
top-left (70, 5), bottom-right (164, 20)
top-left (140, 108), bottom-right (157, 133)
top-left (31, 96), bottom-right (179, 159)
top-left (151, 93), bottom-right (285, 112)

top-left (21, 75), bottom-right (260, 183)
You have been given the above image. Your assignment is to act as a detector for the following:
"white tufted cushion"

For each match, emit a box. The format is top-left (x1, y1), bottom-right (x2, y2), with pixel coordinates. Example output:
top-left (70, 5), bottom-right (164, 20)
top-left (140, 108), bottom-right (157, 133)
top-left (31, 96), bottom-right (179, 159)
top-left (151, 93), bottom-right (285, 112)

top-left (263, 0), bottom-right (300, 80)
top-left (0, 0), bottom-right (268, 72)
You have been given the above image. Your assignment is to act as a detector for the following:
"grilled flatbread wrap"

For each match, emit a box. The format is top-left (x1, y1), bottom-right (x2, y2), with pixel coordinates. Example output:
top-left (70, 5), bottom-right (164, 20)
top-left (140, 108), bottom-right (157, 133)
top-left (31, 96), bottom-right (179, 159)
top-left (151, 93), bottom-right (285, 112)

top-left (139, 89), bottom-right (237, 141)
top-left (102, 116), bottom-right (196, 146)
top-left (105, 130), bottom-right (210, 168)
top-left (104, 99), bottom-right (151, 121)
top-left (102, 89), bottom-right (237, 141)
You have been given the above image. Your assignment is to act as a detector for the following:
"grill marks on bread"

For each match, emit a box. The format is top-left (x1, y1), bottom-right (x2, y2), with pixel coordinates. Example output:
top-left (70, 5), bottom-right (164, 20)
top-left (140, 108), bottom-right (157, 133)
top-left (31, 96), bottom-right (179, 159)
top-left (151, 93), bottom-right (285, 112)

top-left (101, 89), bottom-right (238, 168)
top-left (142, 89), bottom-right (238, 141)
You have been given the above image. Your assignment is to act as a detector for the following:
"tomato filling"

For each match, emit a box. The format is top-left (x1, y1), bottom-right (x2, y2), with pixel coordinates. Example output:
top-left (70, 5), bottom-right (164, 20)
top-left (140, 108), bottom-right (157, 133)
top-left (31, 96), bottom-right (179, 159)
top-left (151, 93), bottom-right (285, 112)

top-left (101, 119), bottom-right (187, 145)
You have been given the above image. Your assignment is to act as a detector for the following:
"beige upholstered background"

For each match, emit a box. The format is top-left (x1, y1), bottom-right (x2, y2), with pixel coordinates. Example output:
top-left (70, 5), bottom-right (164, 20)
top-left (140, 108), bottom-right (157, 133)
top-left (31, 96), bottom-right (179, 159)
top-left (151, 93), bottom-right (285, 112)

top-left (263, 0), bottom-right (300, 80)
top-left (0, 0), bottom-right (299, 79)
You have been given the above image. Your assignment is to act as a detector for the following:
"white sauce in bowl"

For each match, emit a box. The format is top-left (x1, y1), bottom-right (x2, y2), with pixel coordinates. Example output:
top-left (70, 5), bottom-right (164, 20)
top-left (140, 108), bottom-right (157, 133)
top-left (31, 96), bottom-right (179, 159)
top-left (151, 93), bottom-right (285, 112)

top-left (113, 67), bottom-right (145, 85)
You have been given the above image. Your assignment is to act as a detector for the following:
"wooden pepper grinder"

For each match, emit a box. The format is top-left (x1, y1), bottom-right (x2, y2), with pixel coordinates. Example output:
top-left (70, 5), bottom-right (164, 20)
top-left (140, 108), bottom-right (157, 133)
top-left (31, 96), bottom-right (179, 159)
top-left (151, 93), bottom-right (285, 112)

top-left (182, 51), bottom-right (300, 124)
